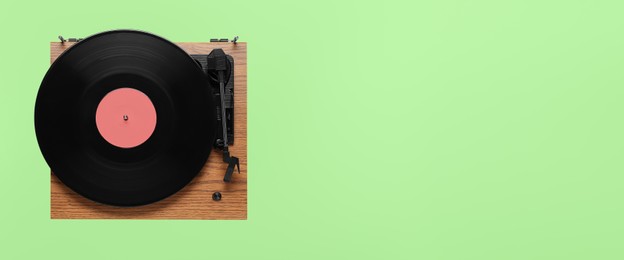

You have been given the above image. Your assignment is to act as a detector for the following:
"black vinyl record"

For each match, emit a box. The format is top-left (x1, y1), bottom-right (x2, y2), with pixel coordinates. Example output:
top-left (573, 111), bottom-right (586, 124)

top-left (35, 30), bottom-right (217, 206)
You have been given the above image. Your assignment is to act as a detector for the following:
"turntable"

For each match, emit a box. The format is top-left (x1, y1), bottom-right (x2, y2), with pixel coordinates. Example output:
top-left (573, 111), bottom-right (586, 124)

top-left (35, 30), bottom-right (247, 219)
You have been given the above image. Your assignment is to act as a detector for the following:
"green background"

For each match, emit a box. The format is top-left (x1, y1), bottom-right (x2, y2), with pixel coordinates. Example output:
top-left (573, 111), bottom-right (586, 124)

top-left (1, 0), bottom-right (623, 259)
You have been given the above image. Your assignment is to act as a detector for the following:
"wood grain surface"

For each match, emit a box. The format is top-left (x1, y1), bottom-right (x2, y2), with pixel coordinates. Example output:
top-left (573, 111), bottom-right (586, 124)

top-left (49, 42), bottom-right (247, 219)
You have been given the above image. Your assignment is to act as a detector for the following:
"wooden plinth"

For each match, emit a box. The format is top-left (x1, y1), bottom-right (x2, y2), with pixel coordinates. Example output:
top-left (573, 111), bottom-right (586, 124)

top-left (49, 42), bottom-right (247, 219)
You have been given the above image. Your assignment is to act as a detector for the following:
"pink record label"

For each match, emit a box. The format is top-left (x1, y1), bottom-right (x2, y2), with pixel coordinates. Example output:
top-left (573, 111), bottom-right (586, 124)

top-left (95, 88), bottom-right (157, 148)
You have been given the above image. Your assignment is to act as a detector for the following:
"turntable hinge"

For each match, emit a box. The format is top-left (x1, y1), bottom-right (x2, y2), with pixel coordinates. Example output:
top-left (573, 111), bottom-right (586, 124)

top-left (58, 35), bottom-right (83, 43)
top-left (209, 36), bottom-right (239, 44)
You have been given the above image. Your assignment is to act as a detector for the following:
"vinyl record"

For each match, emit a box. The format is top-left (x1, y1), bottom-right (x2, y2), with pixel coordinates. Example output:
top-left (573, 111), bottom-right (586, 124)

top-left (35, 30), bottom-right (217, 206)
